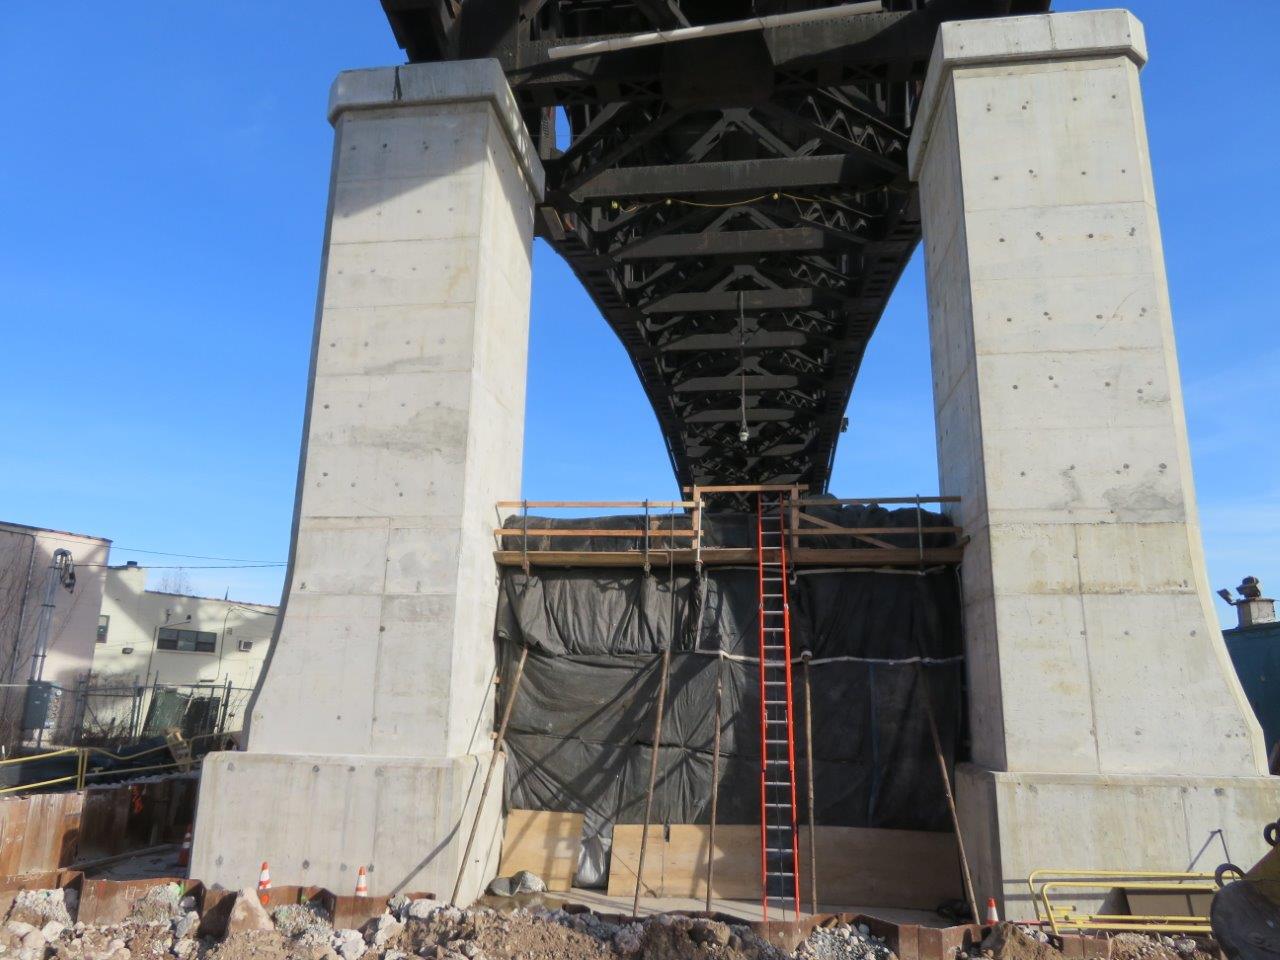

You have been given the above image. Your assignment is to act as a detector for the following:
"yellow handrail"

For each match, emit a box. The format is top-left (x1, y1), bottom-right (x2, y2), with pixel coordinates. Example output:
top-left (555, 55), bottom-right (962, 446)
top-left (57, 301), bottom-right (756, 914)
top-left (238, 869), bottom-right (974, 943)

top-left (0, 774), bottom-right (79, 795)
top-left (0, 746), bottom-right (79, 767)
top-left (1030, 875), bottom-right (1219, 935)
top-left (0, 730), bottom-right (235, 797)
top-left (1026, 868), bottom-right (1219, 920)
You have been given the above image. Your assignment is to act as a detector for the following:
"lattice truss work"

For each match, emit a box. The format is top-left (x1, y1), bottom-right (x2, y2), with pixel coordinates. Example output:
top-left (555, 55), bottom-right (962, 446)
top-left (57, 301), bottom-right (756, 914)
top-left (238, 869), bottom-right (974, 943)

top-left (379, 0), bottom-right (1051, 490)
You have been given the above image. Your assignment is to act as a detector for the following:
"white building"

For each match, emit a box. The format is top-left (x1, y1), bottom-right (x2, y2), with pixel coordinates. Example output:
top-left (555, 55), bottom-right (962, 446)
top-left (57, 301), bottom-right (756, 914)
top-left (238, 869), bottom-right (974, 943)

top-left (96, 562), bottom-right (277, 691)
top-left (0, 521), bottom-right (111, 744)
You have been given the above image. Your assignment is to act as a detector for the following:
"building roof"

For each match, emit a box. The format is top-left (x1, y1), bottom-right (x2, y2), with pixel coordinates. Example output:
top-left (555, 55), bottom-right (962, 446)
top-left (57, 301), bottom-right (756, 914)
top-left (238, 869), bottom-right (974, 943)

top-left (0, 519), bottom-right (112, 545)
top-left (1225, 620), bottom-right (1280, 643)
top-left (142, 588), bottom-right (278, 612)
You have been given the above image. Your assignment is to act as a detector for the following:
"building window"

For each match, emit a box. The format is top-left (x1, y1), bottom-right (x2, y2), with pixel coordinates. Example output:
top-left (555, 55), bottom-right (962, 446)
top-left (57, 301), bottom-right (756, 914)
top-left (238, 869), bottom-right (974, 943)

top-left (96, 615), bottom-right (110, 644)
top-left (157, 627), bottom-right (217, 653)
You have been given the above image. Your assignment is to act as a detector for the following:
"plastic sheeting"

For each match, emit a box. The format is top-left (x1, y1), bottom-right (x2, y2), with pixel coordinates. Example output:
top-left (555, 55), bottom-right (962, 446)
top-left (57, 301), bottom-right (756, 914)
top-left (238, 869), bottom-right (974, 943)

top-left (493, 506), bottom-right (965, 887)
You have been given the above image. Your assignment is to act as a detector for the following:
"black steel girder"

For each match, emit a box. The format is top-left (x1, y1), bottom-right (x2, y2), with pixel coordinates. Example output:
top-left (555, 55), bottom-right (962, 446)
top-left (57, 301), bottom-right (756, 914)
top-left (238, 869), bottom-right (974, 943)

top-left (379, 0), bottom-right (1051, 491)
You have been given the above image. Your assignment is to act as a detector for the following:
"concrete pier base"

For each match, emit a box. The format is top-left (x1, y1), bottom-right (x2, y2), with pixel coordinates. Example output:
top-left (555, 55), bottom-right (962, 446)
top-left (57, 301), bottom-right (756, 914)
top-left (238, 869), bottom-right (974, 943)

top-left (192, 59), bottom-right (542, 901)
top-left (911, 10), bottom-right (1280, 917)
top-left (194, 752), bottom-right (504, 898)
top-left (957, 765), bottom-right (1280, 920)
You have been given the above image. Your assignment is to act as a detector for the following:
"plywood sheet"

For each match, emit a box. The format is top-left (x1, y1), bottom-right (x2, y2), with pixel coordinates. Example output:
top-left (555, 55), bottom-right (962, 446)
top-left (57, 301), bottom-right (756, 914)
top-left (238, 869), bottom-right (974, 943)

top-left (499, 809), bottom-right (584, 892)
top-left (606, 824), bottom-right (961, 909)
top-left (662, 825), bottom-right (758, 898)
top-left (606, 824), bottom-right (664, 897)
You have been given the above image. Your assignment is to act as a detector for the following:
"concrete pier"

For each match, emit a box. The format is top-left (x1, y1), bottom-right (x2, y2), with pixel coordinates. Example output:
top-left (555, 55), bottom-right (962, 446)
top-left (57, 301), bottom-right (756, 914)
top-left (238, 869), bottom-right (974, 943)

top-left (910, 9), bottom-right (1280, 917)
top-left (191, 59), bottom-right (543, 901)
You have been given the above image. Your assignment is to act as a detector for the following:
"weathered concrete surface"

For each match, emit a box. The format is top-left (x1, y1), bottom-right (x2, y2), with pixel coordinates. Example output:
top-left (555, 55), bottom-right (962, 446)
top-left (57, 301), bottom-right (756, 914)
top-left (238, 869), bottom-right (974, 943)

top-left (192, 59), bottom-right (541, 901)
top-left (912, 10), bottom-right (1280, 918)
top-left (912, 9), bottom-right (1264, 776)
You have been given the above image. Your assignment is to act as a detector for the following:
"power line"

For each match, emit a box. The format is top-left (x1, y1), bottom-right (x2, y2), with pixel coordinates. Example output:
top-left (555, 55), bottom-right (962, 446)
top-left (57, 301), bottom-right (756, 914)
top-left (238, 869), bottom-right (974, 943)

top-left (20, 531), bottom-right (284, 565)
top-left (78, 562), bottom-right (286, 570)
top-left (112, 547), bottom-right (285, 563)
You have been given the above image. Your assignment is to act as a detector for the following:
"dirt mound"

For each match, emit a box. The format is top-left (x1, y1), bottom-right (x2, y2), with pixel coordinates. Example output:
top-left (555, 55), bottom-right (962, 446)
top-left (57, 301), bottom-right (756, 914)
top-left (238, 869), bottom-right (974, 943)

top-left (203, 929), bottom-right (295, 960)
top-left (961, 923), bottom-right (1062, 960)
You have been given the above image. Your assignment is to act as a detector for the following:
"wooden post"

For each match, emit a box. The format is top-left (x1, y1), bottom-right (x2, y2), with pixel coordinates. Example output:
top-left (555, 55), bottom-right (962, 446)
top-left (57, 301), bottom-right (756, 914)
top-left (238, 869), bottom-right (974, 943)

top-left (914, 660), bottom-right (980, 924)
top-left (802, 654), bottom-right (818, 914)
top-left (704, 650), bottom-right (724, 912)
top-left (451, 644), bottom-right (529, 905)
top-left (632, 647), bottom-right (672, 917)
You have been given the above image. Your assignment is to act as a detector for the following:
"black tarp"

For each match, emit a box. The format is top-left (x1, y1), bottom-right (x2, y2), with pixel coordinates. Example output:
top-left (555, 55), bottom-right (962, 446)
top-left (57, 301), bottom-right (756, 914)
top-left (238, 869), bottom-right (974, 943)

top-left (493, 505), bottom-right (965, 885)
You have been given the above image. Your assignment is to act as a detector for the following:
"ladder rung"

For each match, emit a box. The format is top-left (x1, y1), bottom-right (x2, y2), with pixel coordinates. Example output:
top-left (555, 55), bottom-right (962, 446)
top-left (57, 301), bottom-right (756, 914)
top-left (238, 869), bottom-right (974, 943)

top-left (765, 781), bottom-right (791, 787)
top-left (764, 803), bottom-right (791, 808)
top-left (764, 739), bottom-right (789, 744)
top-left (765, 846), bottom-right (794, 853)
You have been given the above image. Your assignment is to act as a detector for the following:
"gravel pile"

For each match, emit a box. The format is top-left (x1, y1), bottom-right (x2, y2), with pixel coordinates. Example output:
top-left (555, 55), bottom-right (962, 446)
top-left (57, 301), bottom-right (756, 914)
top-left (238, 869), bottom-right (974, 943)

top-left (130, 884), bottom-right (197, 923)
top-left (1109, 933), bottom-right (1214, 960)
top-left (1, 887), bottom-right (913, 960)
top-left (797, 922), bottom-right (895, 960)
top-left (8, 889), bottom-right (77, 928)
top-left (271, 903), bottom-right (333, 945)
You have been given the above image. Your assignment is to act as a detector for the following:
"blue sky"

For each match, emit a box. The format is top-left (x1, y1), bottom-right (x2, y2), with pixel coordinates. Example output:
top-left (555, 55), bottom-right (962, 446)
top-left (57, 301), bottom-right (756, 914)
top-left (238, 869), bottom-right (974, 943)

top-left (1, 2), bottom-right (1276, 621)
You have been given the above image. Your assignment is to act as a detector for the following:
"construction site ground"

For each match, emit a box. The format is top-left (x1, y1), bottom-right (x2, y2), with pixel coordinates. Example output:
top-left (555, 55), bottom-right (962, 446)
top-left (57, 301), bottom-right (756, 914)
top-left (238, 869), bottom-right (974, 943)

top-left (0, 880), bottom-right (1221, 960)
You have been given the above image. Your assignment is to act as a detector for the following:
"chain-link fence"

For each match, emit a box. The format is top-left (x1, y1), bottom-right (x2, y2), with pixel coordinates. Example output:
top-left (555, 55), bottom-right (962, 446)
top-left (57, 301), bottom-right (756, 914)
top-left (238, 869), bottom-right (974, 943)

top-left (0, 677), bottom-right (254, 752)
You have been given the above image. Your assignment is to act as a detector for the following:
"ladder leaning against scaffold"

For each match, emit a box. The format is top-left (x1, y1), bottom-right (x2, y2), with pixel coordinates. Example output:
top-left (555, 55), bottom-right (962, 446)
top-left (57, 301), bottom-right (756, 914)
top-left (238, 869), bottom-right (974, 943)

top-left (756, 490), bottom-right (801, 920)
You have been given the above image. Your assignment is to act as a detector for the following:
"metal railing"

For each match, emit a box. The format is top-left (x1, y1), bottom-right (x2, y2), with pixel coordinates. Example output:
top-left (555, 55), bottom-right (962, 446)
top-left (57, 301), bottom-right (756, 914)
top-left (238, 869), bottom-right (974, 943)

top-left (1026, 868), bottom-right (1220, 934)
top-left (0, 729), bottom-right (232, 796)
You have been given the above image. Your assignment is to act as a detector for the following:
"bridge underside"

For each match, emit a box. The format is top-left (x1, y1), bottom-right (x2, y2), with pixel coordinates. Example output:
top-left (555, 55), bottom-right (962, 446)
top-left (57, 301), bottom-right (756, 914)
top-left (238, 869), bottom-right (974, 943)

top-left (380, 0), bottom-right (1050, 490)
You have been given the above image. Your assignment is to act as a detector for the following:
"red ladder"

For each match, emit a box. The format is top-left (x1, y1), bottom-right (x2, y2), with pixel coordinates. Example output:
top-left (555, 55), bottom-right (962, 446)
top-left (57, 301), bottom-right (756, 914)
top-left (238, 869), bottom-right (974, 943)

top-left (756, 491), bottom-right (801, 920)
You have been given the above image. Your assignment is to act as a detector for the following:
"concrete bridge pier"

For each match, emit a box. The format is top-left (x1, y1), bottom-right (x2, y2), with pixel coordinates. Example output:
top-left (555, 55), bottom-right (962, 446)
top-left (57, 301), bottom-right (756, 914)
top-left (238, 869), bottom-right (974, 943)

top-left (191, 60), bottom-right (542, 901)
top-left (911, 9), bottom-right (1280, 919)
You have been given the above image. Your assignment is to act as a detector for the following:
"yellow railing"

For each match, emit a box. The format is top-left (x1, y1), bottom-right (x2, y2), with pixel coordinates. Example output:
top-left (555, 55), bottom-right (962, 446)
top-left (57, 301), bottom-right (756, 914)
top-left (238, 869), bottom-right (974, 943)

top-left (0, 732), bottom-right (231, 796)
top-left (1027, 869), bottom-right (1219, 934)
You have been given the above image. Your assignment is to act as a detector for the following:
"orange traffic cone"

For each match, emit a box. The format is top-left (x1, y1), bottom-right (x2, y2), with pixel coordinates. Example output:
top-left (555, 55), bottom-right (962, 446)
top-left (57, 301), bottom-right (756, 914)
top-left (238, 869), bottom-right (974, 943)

top-left (258, 862), bottom-right (272, 905)
top-left (177, 825), bottom-right (192, 868)
top-left (355, 866), bottom-right (369, 897)
top-left (985, 897), bottom-right (999, 924)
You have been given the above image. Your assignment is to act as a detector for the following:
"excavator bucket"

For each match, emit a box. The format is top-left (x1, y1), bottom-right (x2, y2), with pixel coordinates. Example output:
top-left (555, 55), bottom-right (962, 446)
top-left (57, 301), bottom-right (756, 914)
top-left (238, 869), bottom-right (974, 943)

top-left (1212, 822), bottom-right (1280, 960)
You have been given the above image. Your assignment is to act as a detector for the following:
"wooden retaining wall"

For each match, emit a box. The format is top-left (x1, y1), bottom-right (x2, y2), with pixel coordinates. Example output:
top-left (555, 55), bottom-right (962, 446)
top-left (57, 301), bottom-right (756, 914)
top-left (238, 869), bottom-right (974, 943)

top-left (0, 775), bottom-right (198, 875)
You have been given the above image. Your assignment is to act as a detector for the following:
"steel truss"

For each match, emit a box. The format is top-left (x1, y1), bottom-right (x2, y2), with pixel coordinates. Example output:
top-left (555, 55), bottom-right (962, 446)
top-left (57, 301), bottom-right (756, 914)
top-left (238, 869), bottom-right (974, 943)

top-left (380, 0), bottom-right (1050, 489)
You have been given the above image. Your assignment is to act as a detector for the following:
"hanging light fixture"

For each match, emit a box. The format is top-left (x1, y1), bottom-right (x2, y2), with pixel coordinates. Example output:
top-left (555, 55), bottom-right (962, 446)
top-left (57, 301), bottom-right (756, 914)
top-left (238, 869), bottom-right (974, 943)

top-left (737, 291), bottom-right (750, 443)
